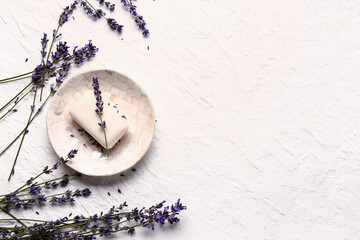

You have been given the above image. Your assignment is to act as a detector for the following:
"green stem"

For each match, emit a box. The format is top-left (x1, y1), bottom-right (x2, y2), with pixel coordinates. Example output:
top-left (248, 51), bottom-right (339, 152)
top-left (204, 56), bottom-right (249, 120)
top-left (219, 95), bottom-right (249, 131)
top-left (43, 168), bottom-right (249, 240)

top-left (0, 218), bottom-right (46, 223)
top-left (7, 210), bottom-right (136, 239)
top-left (0, 207), bottom-right (27, 228)
top-left (0, 89), bottom-right (31, 121)
top-left (0, 84), bottom-right (55, 158)
top-left (0, 82), bottom-right (32, 113)
top-left (0, 53), bottom-right (73, 84)
top-left (0, 71), bottom-right (33, 82)
top-left (8, 89), bottom-right (38, 181)
top-left (0, 75), bottom-right (32, 84)
top-left (98, 115), bottom-right (109, 156)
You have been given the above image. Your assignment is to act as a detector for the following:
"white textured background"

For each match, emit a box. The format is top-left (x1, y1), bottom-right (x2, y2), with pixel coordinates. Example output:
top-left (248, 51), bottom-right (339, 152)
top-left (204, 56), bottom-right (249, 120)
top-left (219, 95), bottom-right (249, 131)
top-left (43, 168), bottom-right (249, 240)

top-left (1, 0), bottom-right (360, 239)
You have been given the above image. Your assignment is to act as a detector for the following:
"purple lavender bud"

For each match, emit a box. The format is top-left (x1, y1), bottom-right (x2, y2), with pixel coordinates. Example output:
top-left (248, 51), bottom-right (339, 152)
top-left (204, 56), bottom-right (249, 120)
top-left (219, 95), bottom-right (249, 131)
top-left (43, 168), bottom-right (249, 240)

top-left (80, 0), bottom-right (94, 15)
top-left (73, 40), bottom-right (98, 64)
top-left (107, 18), bottom-right (123, 34)
top-left (94, 9), bottom-right (106, 19)
top-left (110, 4), bottom-right (115, 11)
top-left (51, 41), bottom-right (70, 62)
top-left (26, 177), bottom-right (34, 185)
top-left (92, 77), bottom-right (105, 117)
top-left (40, 33), bottom-right (48, 58)
top-left (67, 149), bottom-right (78, 159)
top-left (43, 166), bottom-right (52, 174)
top-left (121, 0), bottom-right (149, 36)
top-left (81, 188), bottom-right (92, 197)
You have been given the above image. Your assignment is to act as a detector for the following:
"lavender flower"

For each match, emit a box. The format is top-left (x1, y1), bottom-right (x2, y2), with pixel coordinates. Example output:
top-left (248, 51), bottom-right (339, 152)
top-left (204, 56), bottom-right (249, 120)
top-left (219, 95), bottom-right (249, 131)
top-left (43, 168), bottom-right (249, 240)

top-left (80, 0), bottom-right (105, 19)
top-left (92, 77), bottom-right (109, 156)
top-left (73, 40), bottom-right (98, 64)
top-left (31, 61), bottom-right (56, 87)
top-left (92, 77), bottom-right (104, 116)
top-left (80, 0), bottom-right (94, 15)
top-left (94, 9), bottom-right (106, 19)
top-left (40, 33), bottom-right (48, 58)
top-left (51, 41), bottom-right (70, 62)
top-left (59, 0), bottom-right (78, 26)
top-left (107, 18), bottom-right (123, 34)
top-left (55, 61), bottom-right (71, 85)
top-left (120, 0), bottom-right (149, 36)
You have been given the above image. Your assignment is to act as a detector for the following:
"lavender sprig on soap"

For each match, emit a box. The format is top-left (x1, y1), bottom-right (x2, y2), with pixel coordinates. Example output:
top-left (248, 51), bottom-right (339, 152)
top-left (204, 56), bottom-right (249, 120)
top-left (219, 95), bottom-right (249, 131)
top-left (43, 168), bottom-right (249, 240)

top-left (92, 77), bottom-right (109, 156)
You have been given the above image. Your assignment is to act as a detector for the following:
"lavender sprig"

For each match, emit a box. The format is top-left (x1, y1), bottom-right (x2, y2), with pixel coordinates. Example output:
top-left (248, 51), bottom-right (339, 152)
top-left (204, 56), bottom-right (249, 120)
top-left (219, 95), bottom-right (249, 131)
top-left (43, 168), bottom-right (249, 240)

top-left (81, 0), bottom-right (106, 19)
top-left (59, 0), bottom-right (78, 26)
top-left (92, 77), bottom-right (109, 156)
top-left (82, 0), bottom-right (124, 35)
top-left (121, 0), bottom-right (149, 36)
top-left (107, 18), bottom-right (123, 34)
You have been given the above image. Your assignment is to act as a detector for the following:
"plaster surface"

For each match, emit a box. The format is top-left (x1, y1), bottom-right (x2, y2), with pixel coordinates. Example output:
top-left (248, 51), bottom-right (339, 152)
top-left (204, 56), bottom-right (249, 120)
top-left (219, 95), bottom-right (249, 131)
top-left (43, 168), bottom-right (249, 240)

top-left (1, 1), bottom-right (360, 239)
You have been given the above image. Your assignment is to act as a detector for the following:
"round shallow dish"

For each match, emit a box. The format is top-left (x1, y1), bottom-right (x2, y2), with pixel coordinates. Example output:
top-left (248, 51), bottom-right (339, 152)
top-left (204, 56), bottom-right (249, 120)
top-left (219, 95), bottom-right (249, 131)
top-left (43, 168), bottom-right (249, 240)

top-left (47, 69), bottom-right (156, 176)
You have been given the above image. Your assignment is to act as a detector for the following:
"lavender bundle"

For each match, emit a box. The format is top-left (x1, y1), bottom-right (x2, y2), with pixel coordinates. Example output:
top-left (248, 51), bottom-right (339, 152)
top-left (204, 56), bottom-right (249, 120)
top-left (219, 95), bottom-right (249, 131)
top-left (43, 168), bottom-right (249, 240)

top-left (0, 0), bottom-right (149, 180)
top-left (0, 199), bottom-right (185, 239)
top-left (0, 150), bottom-right (186, 239)
top-left (0, 150), bottom-right (89, 227)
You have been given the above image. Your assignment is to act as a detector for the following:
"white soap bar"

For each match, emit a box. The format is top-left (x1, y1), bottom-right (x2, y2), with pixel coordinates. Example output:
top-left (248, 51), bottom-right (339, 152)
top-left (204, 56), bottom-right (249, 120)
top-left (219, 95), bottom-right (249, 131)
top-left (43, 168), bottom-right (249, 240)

top-left (69, 90), bottom-right (129, 149)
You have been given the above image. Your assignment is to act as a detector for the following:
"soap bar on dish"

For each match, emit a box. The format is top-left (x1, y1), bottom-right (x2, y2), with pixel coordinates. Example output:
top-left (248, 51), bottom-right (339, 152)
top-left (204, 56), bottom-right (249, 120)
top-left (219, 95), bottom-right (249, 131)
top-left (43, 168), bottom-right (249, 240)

top-left (69, 90), bottom-right (129, 149)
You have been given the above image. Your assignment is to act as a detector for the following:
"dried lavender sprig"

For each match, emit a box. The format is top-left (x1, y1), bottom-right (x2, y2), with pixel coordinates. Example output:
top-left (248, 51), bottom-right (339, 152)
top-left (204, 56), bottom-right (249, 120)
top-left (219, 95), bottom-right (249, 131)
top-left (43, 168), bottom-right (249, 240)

top-left (59, 0), bottom-right (78, 26)
top-left (82, 0), bottom-right (124, 34)
top-left (92, 77), bottom-right (109, 156)
top-left (107, 18), bottom-right (123, 34)
top-left (11, 173), bottom-right (81, 197)
top-left (1, 188), bottom-right (91, 211)
top-left (121, 0), bottom-right (149, 36)
top-left (81, 0), bottom-right (106, 19)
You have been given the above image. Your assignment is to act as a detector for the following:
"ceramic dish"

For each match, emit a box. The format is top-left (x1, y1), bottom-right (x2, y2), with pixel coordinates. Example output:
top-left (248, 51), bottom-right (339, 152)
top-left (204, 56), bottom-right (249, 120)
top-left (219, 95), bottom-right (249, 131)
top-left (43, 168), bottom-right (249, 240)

top-left (47, 69), bottom-right (156, 176)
